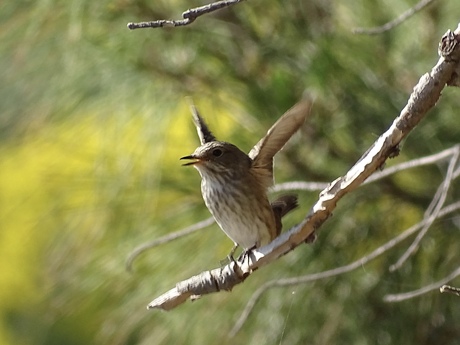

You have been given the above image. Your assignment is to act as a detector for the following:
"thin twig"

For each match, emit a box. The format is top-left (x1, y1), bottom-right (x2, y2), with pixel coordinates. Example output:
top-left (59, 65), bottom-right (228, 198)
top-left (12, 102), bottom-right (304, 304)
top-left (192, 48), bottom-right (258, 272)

top-left (364, 147), bottom-right (457, 184)
top-left (384, 267), bottom-right (460, 302)
top-left (353, 0), bottom-right (437, 35)
top-left (440, 284), bottom-right (460, 296)
top-left (270, 181), bottom-right (329, 192)
top-left (390, 146), bottom-right (459, 271)
top-left (126, 217), bottom-right (215, 271)
top-left (127, 0), bottom-right (245, 30)
top-left (272, 146), bottom-right (459, 194)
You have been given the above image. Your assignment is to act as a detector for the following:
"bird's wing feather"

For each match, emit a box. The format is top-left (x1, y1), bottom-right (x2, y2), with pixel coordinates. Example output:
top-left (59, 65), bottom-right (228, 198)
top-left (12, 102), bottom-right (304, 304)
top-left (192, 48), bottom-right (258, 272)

top-left (248, 100), bottom-right (311, 187)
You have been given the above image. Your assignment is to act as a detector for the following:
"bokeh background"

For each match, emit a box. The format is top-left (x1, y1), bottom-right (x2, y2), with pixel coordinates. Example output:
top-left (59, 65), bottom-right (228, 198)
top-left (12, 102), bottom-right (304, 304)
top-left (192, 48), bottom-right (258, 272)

top-left (1, 0), bottom-right (459, 344)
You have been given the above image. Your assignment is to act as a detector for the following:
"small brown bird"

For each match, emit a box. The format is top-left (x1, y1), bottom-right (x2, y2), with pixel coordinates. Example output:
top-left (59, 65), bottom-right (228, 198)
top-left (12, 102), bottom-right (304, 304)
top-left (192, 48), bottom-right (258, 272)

top-left (181, 100), bottom-right (310, 255)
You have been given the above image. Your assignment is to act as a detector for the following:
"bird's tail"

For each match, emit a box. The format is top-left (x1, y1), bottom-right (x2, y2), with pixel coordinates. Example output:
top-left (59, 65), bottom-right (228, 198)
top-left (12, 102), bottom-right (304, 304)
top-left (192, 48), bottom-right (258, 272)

top-left (271, 194), bottom-right (298, 236)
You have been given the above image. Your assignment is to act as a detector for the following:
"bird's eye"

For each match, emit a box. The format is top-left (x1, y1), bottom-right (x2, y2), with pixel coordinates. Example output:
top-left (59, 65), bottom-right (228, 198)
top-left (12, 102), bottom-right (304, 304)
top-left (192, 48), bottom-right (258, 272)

top-left (212, 149), bottom-right (223, 157)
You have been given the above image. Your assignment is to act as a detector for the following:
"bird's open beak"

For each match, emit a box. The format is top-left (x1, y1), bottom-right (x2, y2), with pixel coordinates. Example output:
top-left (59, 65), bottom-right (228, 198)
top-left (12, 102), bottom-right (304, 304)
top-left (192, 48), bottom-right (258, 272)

top-left (180, 155), bottom-right (200, 166)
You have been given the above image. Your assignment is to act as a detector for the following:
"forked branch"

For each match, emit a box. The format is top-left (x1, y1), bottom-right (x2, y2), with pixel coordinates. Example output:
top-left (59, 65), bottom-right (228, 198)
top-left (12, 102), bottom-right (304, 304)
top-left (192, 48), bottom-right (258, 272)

top-left (127, 0), bottom-right (245, 30)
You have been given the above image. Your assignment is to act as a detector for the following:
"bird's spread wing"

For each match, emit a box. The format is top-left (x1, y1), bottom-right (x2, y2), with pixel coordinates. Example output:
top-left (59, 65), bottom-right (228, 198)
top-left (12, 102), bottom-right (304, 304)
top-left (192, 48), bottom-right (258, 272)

top-left (188, 100), bottom-right (216, 144)
top-left (248, 99), bottom-right (311, 187)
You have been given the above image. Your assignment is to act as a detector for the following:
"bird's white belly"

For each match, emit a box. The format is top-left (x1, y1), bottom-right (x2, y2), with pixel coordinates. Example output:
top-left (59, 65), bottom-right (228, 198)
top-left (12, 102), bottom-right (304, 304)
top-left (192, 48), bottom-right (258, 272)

top-left (201, 178), bottom-right (275, 249)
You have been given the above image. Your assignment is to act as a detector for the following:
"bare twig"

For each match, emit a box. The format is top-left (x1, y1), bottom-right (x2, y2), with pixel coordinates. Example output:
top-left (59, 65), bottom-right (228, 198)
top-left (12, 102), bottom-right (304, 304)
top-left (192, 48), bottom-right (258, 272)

top-left (353, 0), bottom-right (437, 35)
top-left (272, 145), bottom-right (459, 194)
top-left (126, 217), bottom-right (215, 271)
top-left (440, 284), bottom-right (460, 296)
top-left (364, 147), bottom-right (458, 184)
top-left (389, 146), bottom-right (459, 271)
top-left (145, 26), bottom-right (460, 312)
top-left (270, 181), bottom-right (329, 193)
top-left (127, 0), bottom-right (245, 30)
top-left (230, 201), bottom-right (460, 335)
top-left (384, 267), bottom-right (460, 302)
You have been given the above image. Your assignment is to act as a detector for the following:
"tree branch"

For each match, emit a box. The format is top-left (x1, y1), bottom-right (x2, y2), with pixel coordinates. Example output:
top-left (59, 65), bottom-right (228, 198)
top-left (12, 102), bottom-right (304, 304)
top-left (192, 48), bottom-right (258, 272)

top-left (127, 0), bottom-right (245, 30)
top-left (146, 25), bottom-right (460, 311)
top-left (389, 146), bottom-right (459, 271)
top-left (272, 145), bottom-right (460, 193)
top-left (230, 201), bottom-right (460, 335)
top-left (353, 0), bottom-right (437, 35)
top-left (384, 266), bottom-right (460, 302)
top-left (126, 217), bottom-right (215, 272)
top-left (440, 284), bottom-right (460, 297)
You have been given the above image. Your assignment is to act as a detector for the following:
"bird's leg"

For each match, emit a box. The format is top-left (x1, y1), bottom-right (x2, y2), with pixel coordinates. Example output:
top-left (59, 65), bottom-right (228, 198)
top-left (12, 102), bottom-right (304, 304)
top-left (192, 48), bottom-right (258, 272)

top-left (228, 243), bottom-right (239, 261)
top-left (220, 243), bottom-right (239, 266)
top-left (237, 244), bottom-right (257, 264)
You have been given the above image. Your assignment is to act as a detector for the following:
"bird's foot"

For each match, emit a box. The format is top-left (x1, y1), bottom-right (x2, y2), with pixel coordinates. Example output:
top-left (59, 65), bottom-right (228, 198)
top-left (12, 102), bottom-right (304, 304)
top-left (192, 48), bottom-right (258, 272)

top-left (237, 245), bottom-right (256, 264)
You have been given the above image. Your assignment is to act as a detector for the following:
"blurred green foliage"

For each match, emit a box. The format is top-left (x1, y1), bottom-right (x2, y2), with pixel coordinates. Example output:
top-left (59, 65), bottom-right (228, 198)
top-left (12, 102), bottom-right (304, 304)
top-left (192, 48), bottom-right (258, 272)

top-left (0, 0), bottom-right (459, 344)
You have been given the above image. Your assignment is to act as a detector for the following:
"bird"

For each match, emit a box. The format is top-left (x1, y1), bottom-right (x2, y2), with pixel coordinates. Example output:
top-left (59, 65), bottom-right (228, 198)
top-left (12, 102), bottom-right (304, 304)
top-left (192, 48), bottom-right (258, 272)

top-left (180, 100), bottom-right (310, 257)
